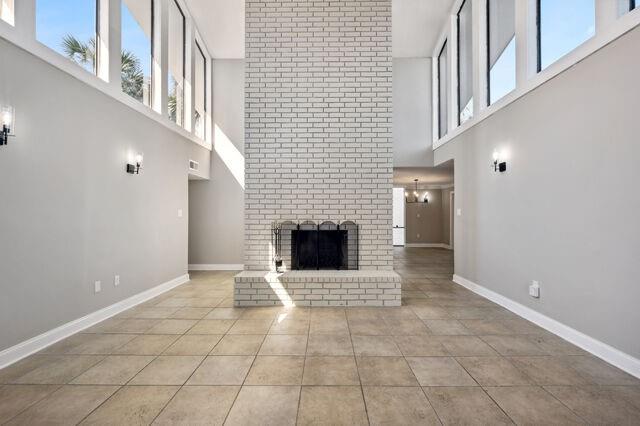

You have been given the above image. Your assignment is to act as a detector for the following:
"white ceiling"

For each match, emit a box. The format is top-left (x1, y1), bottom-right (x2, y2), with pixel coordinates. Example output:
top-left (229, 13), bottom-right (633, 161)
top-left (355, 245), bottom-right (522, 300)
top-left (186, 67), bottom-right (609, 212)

top-left (394, 164), bottom-right (454, 189)
top-left (392, 0), bottom-right (455, 58)
top-left (185, 0), bottom-right (454, 59)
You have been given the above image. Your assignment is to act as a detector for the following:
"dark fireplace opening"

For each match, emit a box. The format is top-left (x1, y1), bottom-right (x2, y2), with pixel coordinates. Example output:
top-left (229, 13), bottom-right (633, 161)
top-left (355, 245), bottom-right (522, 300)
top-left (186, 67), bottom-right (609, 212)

top-left (272, 221), bottom-right (359, 271)
top-left (292, 229), bottom-right (348, 270)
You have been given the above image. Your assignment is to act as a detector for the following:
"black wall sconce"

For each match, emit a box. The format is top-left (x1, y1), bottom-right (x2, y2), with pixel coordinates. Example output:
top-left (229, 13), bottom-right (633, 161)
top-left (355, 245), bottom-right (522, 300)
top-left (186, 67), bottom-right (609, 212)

top-left (1, 106), bottom-right (15, 146)
top-left (126, 153), bottom-right (143, 174)
top-left (493, 151), bottom-right (507, 173)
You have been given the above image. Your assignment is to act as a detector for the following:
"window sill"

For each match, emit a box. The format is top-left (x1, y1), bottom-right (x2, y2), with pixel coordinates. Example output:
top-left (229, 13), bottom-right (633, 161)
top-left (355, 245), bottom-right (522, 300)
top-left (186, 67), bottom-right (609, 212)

top-left (433, 8), bottom-right (640, 151)
top-left (0, 26), bottom-right (212, 151)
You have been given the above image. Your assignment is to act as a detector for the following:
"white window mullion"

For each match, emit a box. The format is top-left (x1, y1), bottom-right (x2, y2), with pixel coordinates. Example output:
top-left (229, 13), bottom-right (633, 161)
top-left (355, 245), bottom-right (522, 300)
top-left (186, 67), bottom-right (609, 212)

top-left (596, 0), bottom-right (618, 34)
top-left (474, 0), bottom-right (488, 112)
top-left (448, 14), bottom-right (459, 133)
top-left (431, 57), bottom-right (439, 144)
top-left (514, 0), bottom-right (535, 85)
top-left (100, 0), bottom-right (117, 85)
top-left (183, 16), bottom-right (193, 133)
top-left (14, 0), bottom-right (35, 40)
top-left (154, 0), bottom-right (168, 117)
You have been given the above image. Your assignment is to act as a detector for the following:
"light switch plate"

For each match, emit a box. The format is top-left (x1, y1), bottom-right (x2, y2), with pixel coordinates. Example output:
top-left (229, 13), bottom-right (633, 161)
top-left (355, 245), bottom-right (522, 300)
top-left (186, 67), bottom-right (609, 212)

top-left (94, 281), bottom-right (101, 294)
top-left (529, 281), bottom-right (540, 298)
top-left (178, 209), bottom-right (183, 218)
top-left (457, 209), bottom-right (462, 216)
top-left (114, 275), bottom-right (120, 286)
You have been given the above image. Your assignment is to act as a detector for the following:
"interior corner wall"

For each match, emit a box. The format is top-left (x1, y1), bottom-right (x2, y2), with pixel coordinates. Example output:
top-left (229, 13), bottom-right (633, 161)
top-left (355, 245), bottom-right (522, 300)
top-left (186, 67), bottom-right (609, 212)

top-left (188, 59), bottom-right (245, 266)
top-left (0, 38), bottom-right (210, 351)
top-left (244, 0), bottom-right (394, 271)
top-left (434, 26), bottom-right (640, 359)
top-left (393, 57), bottom-right (434, 168)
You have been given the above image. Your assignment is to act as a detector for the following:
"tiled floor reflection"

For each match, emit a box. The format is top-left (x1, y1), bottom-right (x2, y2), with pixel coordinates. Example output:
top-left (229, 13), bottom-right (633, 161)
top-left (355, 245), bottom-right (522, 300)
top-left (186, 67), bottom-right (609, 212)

top-left (1, 248), bottom-right (639, 424)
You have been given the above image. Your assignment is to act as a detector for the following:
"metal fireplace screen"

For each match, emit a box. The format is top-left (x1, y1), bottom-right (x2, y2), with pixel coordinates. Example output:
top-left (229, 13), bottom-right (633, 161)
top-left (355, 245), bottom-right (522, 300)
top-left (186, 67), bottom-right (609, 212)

top-left (271, 221), bottom-right (359, 270)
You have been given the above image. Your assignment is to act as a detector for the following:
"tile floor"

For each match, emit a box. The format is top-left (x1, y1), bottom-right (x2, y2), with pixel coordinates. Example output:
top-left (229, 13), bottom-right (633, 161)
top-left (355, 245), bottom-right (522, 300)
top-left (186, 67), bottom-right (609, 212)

top-left (1, 248), bottom-right (639, 424)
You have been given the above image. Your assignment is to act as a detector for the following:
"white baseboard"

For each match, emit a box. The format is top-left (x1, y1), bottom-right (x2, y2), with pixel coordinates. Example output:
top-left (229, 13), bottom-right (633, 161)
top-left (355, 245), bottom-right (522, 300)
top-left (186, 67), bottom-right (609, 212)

top-left (405, 243), bottom-right (452, 249)
top-left (0, 274), bottom-right (190, 370)
top-left (453, 274), bottom-right (640, 379)
top-left (189, 264), bottom-right (244, 271)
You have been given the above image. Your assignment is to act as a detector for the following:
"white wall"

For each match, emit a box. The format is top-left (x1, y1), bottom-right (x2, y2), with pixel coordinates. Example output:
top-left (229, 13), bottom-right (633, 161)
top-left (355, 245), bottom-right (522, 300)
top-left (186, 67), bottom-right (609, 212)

top-left (188, 59), bottom-right (245, 267)
top-left (434, 26), bottom-right (640, 360)
top-left (0, 38), bottom-right (210, 351)
top-left (393, 57), bottom-right (434, 168)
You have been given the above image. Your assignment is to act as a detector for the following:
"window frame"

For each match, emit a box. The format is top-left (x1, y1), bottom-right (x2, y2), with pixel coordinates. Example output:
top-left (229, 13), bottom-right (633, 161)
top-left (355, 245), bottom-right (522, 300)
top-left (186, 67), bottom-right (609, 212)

top-left (437, 40), bottom-right (449, 140)
top-left (455, 0), bottom-right (472, 126)
top-left (194, 39), bottom-right (207, 140)
top-left (167, 0), bottom-right (187, 127)
top-left (120, 0), bottom-right (155, 107)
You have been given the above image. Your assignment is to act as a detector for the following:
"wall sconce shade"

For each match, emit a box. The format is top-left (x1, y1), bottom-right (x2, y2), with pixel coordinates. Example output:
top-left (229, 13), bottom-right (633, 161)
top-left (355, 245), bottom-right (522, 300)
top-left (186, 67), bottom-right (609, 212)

top-left (1, 105), bottom-right (15, 146)
top-left (126, 152), bottom-right (143, 174)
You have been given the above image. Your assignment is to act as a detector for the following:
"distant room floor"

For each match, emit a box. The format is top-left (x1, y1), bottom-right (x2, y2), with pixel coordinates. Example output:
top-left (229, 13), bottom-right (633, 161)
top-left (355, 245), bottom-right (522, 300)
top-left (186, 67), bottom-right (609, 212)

top-left (0, 248), bottom-right (638, 424)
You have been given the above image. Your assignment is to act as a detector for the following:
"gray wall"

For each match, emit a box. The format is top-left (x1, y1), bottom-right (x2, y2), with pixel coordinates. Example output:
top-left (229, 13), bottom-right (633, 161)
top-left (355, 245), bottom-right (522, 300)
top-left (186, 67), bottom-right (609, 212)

top-left (435, 27), bottom-right (640, 358)
top-left (405, 190), bottom-right (443, 244)
top-left (393, 57), bottom-right (433, 168)
top-left (189, 59), bottom-right (245, 266)
top-left (0, 39), bottom-right (210, 351)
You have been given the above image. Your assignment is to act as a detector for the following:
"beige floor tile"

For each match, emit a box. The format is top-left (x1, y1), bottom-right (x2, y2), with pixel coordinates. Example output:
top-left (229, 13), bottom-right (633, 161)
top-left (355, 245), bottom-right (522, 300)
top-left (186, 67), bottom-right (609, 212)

top-left (12, 355), bottom-right (104, 384)
top-left (204, 307), bottom-right (245, 320)
top-left (480, 335), bottom-right (548, 356)
top-left (363, 386), bottom-right (440, 426)
top-left (244, 355), bottom-right (304, 385)
top-left (545, 385), bottom-right (640, 425)
top-left (113, 335), bottom-right (178, 355)
top-left (259, 334), bottom-right (307, 355)
top-left (81, 385), bottom-right (178, 425)
top-left (530, 333), bottom-right (587, 355)
top-left (225, 385), bottom-right (300, 426)
top-left (406, 357), bottom-right (476, 386)
top-left (71, 355), bottom-right (154, 385)
top-left (348, 319), bottom-right (391, 335)
top-left (187, 355), bottom-right (254, 385)
top-left (0, 385), bottom-right (60, 423)
top-left (187, 319), bottom-right (235, 335)
top-left (99, 318), bottom-right (159, 334)
top-left (309, 317), bottom-right (350, 335)
top-left (239, 307), bottom-right (281, 320)
top-left (153, 386), bottom-right (239, 425)
top-left (39, 334), bottom-right (102, 354)
top-left (508, 356), bottom-right (593, 385)
top-left (0, 356), bottom-right (57, 384)
top-left (357, 356), bottom-right (419, 386)
top-left (67, 334), bottom-right (136, 355)
top-left (352, 335), bottom-right (401, 356)
top-left (268, 319), bottom-right (309, 334)
top-left (227, 319), bottom-right (273, 335)
top-left (606, 386), bottom-right (640, 410)
top-left (302, 356), bottom-right (359, 385)
top-left (210, 334), bottom-right (265, 355)
top-left (384, 318), bottom-right (431, 335)
top-left (298, 386), bottom-right (368, 426)
top-left (169, 307), bottom-right (212, 320)
top-left (394, 335), bottom-right (449, 356)
top-left (485, 386), bottom-right (583, 425)
top-left (561, 355), bottom-right (640, 385)
top-left (424, 386), bottom-right (513, 425)
top-left (437, 336), bottom-right (498, 356)
top-left (456, 357), bottom-right (531, 386)
top-left (461, 319), bottom-right (513, 335)
top-left (7, 385), bottom-right (117, 425)
top-left (124, 307), bottom-right (180, 319)
top-left (162, 334), bottom-right (223, 355)
top-left (129, 356), bottom-right (203, 385)
top-left (306, 334), bottom-right (353, 356)
top-left (424, 319), bottom-right (472, 335)
top-left (410, 306), bottom-right (451, 320)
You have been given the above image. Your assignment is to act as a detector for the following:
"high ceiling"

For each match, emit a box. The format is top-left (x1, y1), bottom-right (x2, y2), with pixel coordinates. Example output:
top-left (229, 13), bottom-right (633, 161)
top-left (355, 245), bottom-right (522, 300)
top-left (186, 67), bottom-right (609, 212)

top-left (394, 163), bottom-right (454, 189)
top-left (185, 0), bottom-right (455, 59)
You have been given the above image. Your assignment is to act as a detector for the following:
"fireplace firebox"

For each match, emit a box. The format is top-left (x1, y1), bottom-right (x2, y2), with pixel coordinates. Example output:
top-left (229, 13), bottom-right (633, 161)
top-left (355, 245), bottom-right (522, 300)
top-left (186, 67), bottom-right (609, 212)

top-left (271, 221), bottom-right (359, 271)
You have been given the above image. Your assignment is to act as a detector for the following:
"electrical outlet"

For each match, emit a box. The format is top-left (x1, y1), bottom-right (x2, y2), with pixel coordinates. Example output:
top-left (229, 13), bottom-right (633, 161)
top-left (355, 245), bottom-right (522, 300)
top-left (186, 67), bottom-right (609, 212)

top-left (114, 275), bottom-right (120, 287)
top-left (529, 281), bottom-right (540, 298)
top-left (417, 213), bottom-right (421, 218)
top-left (417, 233), bottom-right (420, 239)
top-left (457, 208), bottom-right (462, 216)
top-left (94, 281), bottom-right (102, 294)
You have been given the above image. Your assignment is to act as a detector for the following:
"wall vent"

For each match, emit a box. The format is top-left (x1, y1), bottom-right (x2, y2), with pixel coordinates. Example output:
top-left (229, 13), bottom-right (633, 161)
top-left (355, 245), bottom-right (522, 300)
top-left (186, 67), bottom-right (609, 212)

top-left (189, 160), bottom-right (199, 172)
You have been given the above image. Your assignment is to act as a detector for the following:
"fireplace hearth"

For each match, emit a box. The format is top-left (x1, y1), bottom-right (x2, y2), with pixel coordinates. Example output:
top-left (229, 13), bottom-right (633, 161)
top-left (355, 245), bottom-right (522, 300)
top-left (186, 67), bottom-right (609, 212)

top-left (272, 221), bottom-right (359, 271)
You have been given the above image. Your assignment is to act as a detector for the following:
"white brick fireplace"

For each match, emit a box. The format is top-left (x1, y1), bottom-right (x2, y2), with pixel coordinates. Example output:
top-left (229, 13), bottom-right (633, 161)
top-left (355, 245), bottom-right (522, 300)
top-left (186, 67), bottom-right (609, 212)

top-left (234, 0), bottom-right (400, 306)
